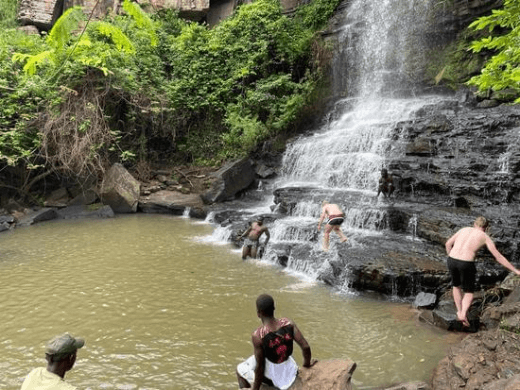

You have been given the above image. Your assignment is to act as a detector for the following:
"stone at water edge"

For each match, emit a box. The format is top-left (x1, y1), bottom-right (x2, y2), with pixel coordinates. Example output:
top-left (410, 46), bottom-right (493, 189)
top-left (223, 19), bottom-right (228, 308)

top-left (257, 359), bottom-right (357, 390)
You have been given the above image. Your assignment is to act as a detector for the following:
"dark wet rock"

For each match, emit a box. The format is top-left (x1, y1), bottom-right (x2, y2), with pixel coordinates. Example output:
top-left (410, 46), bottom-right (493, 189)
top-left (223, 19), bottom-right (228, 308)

top-left (0, 215), bottom-right (15, 224)
top-left (100, 163), bottom-right (140, 213)
top-left (68, 188), bottom-right (99, 206)
top-left (255, 163), bottom-right (276, 179)
top-left (44, 187), bottom-right (70, 207)
top-left (56, 204), bottom-right (114, 219)
top-left (201, 158), bottom-right (255, 204)
top-left (413, 292), bottom-right (437, 309)
top-left (17, 208), bottom-right (58, 227)
top-left (0, 222), bottom-right (11, 232)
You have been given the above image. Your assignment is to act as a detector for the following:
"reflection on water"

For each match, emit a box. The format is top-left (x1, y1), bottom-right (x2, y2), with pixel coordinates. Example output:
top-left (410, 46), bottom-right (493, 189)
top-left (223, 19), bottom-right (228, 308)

top-left (0, 215), bottom-right (461, 389)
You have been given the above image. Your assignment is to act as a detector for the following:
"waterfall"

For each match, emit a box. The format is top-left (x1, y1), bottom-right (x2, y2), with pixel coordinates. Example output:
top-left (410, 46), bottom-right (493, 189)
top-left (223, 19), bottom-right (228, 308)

top-left (206, 0), bottom-right (450, 291)
top-left (259, 0), bottom-right (446, 278)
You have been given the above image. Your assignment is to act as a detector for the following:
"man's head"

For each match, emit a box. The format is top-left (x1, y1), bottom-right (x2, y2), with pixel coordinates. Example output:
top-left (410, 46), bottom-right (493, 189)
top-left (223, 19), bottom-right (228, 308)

top-left (256, 216), bottom-right (264, 225)
top-left (474, 216), bottom-right (489, 230)
top-left (256, 294), bottom-right (275, 318)
top-left (45, 333), bottom-right (84, 367)
top-left (322, 200), bottom-right (329, 207)
top-left (381, 168), bottom-right (388, 177)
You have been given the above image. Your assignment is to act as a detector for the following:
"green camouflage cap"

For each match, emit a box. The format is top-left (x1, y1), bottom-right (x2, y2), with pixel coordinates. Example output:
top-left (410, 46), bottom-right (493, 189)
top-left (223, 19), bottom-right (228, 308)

top-left (45, 333), bottom-right (85, 356)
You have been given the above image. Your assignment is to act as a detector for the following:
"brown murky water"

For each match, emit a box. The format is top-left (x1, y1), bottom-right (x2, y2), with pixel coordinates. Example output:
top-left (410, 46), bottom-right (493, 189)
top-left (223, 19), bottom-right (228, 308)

top-left (0, 215), bottom-right (462, 389)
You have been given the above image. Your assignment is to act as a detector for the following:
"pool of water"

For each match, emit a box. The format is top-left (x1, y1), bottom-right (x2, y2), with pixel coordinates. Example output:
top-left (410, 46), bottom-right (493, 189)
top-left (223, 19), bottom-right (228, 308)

top-left (0, 214), bottom-right (461, 389)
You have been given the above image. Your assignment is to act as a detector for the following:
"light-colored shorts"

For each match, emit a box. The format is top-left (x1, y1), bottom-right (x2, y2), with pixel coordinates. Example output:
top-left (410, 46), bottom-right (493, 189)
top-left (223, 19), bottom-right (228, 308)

top-left (237, 355), bottom-right (298, 390)
top-left (243, 238), bottom-right (259, 249)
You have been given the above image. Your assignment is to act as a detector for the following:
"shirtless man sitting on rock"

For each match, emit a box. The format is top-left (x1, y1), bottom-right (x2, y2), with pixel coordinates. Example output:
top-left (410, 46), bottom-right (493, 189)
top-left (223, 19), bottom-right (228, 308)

top-left (445, 216), bottom-right (520, 327)
top-left (240, 216), bottom-right (270, 260)
top-left (317, 201), bottom-right (348, 251)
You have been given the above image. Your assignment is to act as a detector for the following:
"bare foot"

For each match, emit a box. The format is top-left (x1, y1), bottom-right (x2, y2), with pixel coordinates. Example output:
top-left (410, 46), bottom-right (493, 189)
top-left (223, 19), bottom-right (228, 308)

top-left (457, 312), bottom-right (470, 327)
top-left (341, 238), bottom-right (348, 243)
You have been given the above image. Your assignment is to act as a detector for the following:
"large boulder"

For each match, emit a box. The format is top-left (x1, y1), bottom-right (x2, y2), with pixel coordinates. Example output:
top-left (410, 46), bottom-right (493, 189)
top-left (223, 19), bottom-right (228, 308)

top-left (259, 359), bottom-right (357, 390)
top-left (201, 158), bottom-right (255, 204)
top-left (17, 0), bottom-right (62, 30)
top-left (100, 163), bottom-right (140, 213)
top-left (138, 190), bottom-right (206, 218)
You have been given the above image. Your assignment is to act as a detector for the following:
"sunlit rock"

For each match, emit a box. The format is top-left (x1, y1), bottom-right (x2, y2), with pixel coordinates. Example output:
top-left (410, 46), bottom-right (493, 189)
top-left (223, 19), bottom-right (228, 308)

top-left (100, 163), bottom-right (140, 213)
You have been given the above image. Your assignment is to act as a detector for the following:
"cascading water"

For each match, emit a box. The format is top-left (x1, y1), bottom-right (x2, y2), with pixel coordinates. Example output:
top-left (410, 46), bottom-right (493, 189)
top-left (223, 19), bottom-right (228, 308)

top-left (257, 0), bottom-right (448, 277)
top-left (208, 0), bottom-right (453, 290)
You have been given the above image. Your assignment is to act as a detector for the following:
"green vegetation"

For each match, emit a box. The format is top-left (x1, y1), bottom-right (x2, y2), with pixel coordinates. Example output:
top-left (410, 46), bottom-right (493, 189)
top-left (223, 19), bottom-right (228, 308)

top-left (467, 0), bottom-right (520, 102)
top-left (0, 0), bottom-right (338, 200)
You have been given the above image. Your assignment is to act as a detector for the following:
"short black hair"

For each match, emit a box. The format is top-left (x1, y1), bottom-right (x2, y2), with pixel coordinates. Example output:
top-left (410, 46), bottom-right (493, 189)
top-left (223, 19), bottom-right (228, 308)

top-left (256, 294), bottom-right (275, 316)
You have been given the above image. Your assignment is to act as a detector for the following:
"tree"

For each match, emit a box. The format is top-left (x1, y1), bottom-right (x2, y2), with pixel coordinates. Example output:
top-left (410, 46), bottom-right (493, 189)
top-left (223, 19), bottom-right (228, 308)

top-left (467, 0), bottom-right (520, 103)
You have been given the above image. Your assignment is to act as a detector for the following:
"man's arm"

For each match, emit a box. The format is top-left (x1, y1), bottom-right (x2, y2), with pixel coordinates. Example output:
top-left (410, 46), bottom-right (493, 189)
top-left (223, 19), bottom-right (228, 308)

top-left (292, 323), bottom-right (315, 368)
top-left (485, 236), bottom-right (520, 275)
top-left (240, 226), bottom-right (252, 239)
top-left (262, 228), bottom-right (270, 246)
top-left (252, 334), bottom-right (265, 390)
top-left (317, 209), bottom-right (327, 230)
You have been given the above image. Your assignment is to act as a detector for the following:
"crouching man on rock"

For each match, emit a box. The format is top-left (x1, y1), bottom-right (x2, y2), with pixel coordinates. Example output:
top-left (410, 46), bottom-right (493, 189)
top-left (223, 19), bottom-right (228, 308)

top-left (237, 294), bottom-right (317, 390)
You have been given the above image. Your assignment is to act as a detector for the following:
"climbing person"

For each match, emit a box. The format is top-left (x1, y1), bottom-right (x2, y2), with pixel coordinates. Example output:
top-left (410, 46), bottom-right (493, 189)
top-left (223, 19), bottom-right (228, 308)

top-left (376, 168), bottom-right (394, 199)
top-left (240, 216), bottom-right (270, 259)
top-left (445, 216), bottom-right (520, 327)
top-left (317, 201), bottom-right (348, 251)
top-left (236, 294), bottom-right (317, 390)
top-left (21, 333), bottom-right (85, 390)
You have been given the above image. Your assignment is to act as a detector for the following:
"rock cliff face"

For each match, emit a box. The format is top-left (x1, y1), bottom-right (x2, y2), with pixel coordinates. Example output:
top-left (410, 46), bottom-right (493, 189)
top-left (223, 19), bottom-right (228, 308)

top-left (17, 0), bottom-right (304, 30)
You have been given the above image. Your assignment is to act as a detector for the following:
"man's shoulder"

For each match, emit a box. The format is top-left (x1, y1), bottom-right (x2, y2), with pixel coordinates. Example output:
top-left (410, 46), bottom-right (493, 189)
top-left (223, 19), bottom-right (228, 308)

top-left (22, 367), bottom-right (77, 390)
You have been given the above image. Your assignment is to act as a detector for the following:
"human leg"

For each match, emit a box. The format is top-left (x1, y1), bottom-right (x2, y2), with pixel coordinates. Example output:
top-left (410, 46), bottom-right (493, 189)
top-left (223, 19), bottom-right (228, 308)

top-left (333, 226), bottom-right (348, 243)
top-left (452, 286), bottom-right (463, 313)
top-left (323, 225), bottom-right (333, 251)
top-left (242, 245), bottom-right (251, 260)
top-left (459, 292), bottom-right (474, 327)
top-left (236, 370), bottom-right (251, 388)
top-left (237, 356), bottom-right (255, 388)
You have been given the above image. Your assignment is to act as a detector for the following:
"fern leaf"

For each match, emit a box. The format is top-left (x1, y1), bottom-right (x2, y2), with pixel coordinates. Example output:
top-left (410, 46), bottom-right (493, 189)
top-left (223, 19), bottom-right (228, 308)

top-left (46, 7), bottom-right (85, 52)
top-left (122, 0), bottom-right (158, 46)
top-left (92, 22), bottom-right (135, 53)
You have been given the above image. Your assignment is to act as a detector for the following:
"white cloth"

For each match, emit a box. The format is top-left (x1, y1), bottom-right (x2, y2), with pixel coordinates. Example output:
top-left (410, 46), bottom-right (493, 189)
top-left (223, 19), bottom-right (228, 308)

top-left (237, 355), bottom-right (298, 390)
top-left (21, 367), bottom-right (77, 390)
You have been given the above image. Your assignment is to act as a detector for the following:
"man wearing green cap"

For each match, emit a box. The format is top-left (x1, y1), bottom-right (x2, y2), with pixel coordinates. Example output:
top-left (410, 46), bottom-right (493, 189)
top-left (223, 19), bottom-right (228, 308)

top-left (21, 333), bottom-right (85, 390)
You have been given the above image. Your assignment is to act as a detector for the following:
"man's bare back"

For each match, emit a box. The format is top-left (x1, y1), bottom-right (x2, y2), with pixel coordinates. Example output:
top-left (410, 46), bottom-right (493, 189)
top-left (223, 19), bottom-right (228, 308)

top-left (445, 227), bottom-right (487, 261)
top-left (321, 203), bottom-right (343, 218)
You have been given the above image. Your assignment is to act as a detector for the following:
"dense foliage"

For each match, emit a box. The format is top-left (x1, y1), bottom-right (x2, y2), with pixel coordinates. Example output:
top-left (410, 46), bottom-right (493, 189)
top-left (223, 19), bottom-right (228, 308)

top-left (0, 0), bottom-right (338, 199)
top-left (467, 0), bottom-right (520, 102)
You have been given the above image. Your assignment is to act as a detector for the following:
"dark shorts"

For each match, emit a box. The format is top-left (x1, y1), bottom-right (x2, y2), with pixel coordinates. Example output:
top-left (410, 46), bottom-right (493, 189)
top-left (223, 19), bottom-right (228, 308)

top-left (447, 256), bottom-right (477, 293)
top-left (327, 217), bottom-right (344, 226)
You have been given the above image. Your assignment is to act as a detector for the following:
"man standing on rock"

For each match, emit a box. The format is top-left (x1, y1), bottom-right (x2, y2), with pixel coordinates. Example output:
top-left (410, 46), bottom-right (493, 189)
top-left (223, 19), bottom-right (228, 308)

top-left (445, 216), bottom-right (520, 327)
top-left (317, 201), bottom-right (348, 251)
top-left (240, 216), bottom-right (270, 259)
top-left (236, 294), bottom-right (316, 390)
top-left (21, 333), bottom-right (85, 390)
